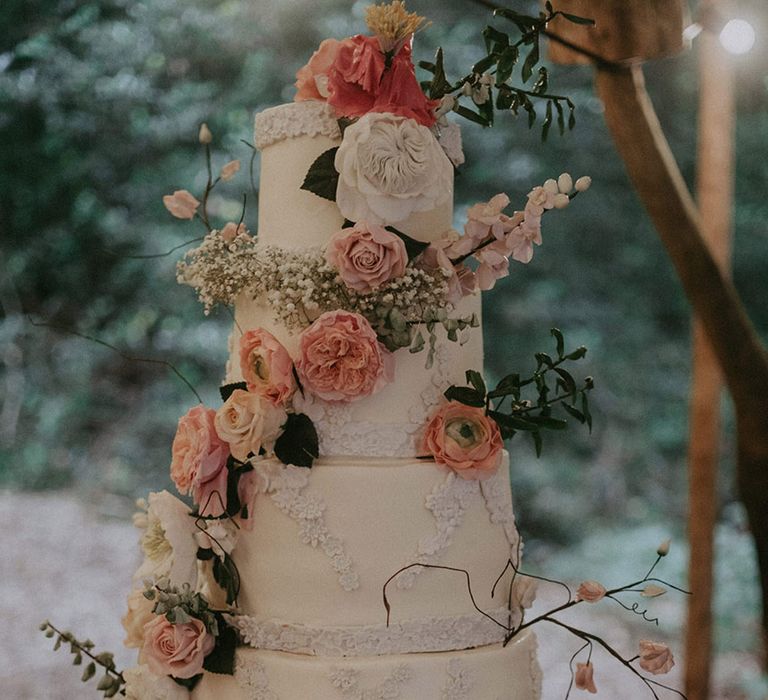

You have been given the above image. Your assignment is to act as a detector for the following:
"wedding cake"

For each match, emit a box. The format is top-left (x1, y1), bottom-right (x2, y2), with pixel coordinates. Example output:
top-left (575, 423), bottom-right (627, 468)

top-left (118, 4), bottom-right (593, 698)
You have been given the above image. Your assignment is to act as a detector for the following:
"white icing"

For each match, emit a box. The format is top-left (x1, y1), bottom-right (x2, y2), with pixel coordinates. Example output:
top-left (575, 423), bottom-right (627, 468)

top-left (254, 101), bottom-right (341, 151)
top-left (230, 607), bottom-right (511, 656)
top-left (328, 664), bottom-right (411, 699)
top-left (441, 659), bottom-right (474, 700)
top-left (235, 658), bottom-right (277, 700)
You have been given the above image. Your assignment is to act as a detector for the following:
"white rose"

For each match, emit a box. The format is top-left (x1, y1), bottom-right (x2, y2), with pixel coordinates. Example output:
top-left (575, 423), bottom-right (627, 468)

top-left (124, 664), bottom-right (190, 700)
top-left (335, 112), bottom-right (453, 225)
top-left (215, 389), bottom-right (286, 462)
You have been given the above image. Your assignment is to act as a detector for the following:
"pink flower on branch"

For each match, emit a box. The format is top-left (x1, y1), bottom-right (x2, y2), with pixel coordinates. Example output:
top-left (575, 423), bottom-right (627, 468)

top-left (163, 190), bottom-right (200, 220)
top-left (575, 580), bottom-right (607, 603)
top-left (637, 640), bottom-right (675, 675)
top-left (574, 662), bottom-right (598, 693)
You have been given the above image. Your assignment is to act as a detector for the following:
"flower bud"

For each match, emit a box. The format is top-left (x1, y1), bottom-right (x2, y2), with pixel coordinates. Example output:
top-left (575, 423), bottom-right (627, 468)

top-left (557, 172), bottom-right (573, 193)
top-left (198, 123), bottom-right (212, 144)
top-left (543, 178), bottom-right (559, 195)
top-left (553, 193), bottom-right (570, 209)
top-left (657, 539), bottom-right (671, 557)
top-left (575, 175), bottom-right (592, 192)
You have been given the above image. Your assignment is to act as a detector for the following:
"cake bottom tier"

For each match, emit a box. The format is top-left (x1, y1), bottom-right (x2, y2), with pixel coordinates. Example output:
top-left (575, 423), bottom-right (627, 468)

top-left (192, 630), bottom-right (541, 700)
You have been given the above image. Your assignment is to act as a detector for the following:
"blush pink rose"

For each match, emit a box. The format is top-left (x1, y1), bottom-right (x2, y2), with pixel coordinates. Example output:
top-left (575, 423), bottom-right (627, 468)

top-left (214, 389), bottom-right (287, 463)
top-left (239, 329), bottom-right (296, 406)
top-left (295, 38), bottom-right (341, 101)
top-left (423, 402), bottom-right (503, 479)
top-left (296, 310), bottom-right (395, 402)
top-left (575, 662), bottom-right (598, 693)
top-left (576, 580), bottom-right (607, 603)
top-left (326, 223), bottom-right (408, 292)
top-left (142, 615), bottom-right (214, 680)
top-left (638, 640), bottom-right (675, 675)
top-left (170, 406), bottom-right (228, 497)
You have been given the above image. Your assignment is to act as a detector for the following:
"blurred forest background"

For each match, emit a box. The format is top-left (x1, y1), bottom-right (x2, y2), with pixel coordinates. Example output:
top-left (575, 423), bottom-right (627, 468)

top-left (1, 0), bottom-right (767, 695)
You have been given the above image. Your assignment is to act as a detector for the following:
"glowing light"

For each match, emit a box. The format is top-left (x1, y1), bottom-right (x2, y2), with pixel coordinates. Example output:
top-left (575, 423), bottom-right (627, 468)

top-left (719, 19), bottom-right (756, 55)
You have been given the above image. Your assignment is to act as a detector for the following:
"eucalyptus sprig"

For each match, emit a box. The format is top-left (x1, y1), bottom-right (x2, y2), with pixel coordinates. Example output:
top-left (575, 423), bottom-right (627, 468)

top-left (444, 328), bottom-right (593, 455)
top-left (419, 2), bottom-right (594, 139)
top-left (38, 621), bottom-right (125, 698)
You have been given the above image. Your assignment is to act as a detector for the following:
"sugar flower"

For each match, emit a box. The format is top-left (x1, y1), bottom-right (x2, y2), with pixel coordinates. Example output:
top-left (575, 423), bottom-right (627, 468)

top-left (198, 123), bottom-right (212, 144)
top-left (163, 190), bottom-right (200, 220)
top-left (423, 402), bottom-right (503, 479)
top-left (215, 389), bottom-right (287, 462)
top-left (295, 38), bottom-right (341, 101)
top-left (220, 221), bottom-right (248, 244)
top-left (170, 405), bottom-right (228, 497)
top-left (219, 160), bottom-right (240, 182)
top-left (576, 580), bottom-right (607, 603)
top-left (638, 640), bottom-right (675, 675)
top-left (574, 662), bottom-right (597, 693)
top-left (239, 328), bottom-right (296, 405)
top-left (142, 615), bottom-right (215, 679)
top-left (365, 0), bottom-right (427, 54)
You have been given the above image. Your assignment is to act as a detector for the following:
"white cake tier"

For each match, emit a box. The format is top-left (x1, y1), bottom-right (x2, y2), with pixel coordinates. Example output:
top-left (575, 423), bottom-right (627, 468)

top-left (254, 101), bottom-right (455, 247)
top-left (192, 631), bottom-right (541, 700)
top-left (227, 292), bottom-right (484, 459)
top-left (231, 454), bottom-right (521, 634)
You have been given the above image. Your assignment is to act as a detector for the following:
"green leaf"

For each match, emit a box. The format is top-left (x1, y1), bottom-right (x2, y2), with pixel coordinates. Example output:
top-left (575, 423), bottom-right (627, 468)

top-left (453, 104), bottom-right (491, 127)
top-left (562, 403), bottom-right (586, 423)
top-left (542, 99), bottom-right (552, 141)
top-left (535, 352), bottom-right (554, 369)
top-left (495, 45), bottom-right (519, 85)
top-left (554, 99), bottom-right (565, 136)
top-left (465, 370), bottom-right (486, 396)
top-left (532, 66), bottom-right (548, 94)
top-left (471, 53), bottom-right (497, 76)
top-left (528, 415), bottom-right (568, 430)
top-left (490, 411), bottom-right (539, 431)
top-left (550, 328), bottom-right (565, 358)
top-left (212, 554), bottom-right (240, 605)
top-left (488, 373), bottom-right (520, 400)
top-left (385, 225), bottom-right (429, 262)
top-left (581, 391), bottom-right (593, 432)
top-left (567, 346), bottom-right (588, 360)
top-left (219, 381), bottom-right (247, 402)
top-left (300, 147), bottom-right (339, 201)
top-left (521, 38), bottom-right (540, 84)
top-left (561, 12), bottom-right (596, 26)
top-left (494, 8), bottom-right (539, 32)
top-left (172, 674), bottom-right (203, 691)
top-left (568, 103), bottom-right (577, 130)
top-left (81, 662), bottom-right (96, 683)
top-left (203, 618), bottom-right (238, 675)
top-left (444, 386), bottom-right (486, 408)
top-left (274, 412), bottom-right (319, 468)
top-left (418, 60), bottom-right (436, 73)
top-left (530, 430), bottom-right (543, 457)
top-left (482, 25), bottom-right (509, 53)
top-left (554, 367), bottom-right (576, 393)
top-left (409, 329), bottom-right (425, 354)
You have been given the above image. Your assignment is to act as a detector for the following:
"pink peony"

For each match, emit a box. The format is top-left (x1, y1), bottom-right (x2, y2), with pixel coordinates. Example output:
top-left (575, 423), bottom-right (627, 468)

top-left (296, 310), bottom-right (395, 402)
top-left (239, 329), bottom-right (296, 405)
top-left (638, 640), bottom-right (675, 675)
top-left (327, 36), bottom-right (437, 127)
top-left (214, 389), bottom-right (287, 463)
top-left (295, 38), bottom-right (341, 101)
top-left (162, 190), bottom-right (199, 220)
top-left (574, 662), bottom-right (598, 693)
top-left (422, 402), bottom-right (503, 480)
top-left (576, 580), bottom-right (607, 603)
top-left (142, 615), bottom-right (214, 680)
top-left (170, 405), bottom-right (228, 497)
top-left (326, 222), bottom-right (407, 292)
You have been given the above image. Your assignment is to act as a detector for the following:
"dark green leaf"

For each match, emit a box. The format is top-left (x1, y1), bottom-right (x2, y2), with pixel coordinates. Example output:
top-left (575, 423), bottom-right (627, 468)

top-left (561, 12), bottom-right (596, 26)
top-left (494, 8), bottom-right (539, 32)
top-left (385, 226), bottom-right (429, 262)
top-left (212, 554), bottom-right (240, 605)
top-left (465, 369), bottom-right (486, 396)
top-left (495, 45), bottom-right (519, 85)
top-left (532, 66), bottom-right (548, 94)
top-left (554, 367), bottom-right (576, 393)
top-left (196, 546), bottom-right (215, 561)
top-left (488, 373), bottom-right (520, 399)
top-left (444, 386), bottom-right (486, 407)
top-left (562, 403), bottom-right (586, 423)
top-left (482, 25), bottom-right (509, 53)
top-left (528, 414), bottom-right (568, 430)
top-left (554, 99), bottom-right (565, 135)
top-left (530, 430), bottom-right (543, 457)
top-left (300, 147), bottom-right (339, 202)
top-left (521, 38), bottom-right (539, 84)
top-left (81, 662), bottom-right (96, 683)
top-left (274, 413), bottom-right (319, 468)
top-left (581, 391), bottom-right (593, 432)
top-left (471, 53), bottom-right (498, 76)
top-left (535, 352), bottom-right (554, 369)
top-left (202, 618), bottom-right (238, 675)
top-left (490, 411), bottom-right (539, 431)
top-left (568, 103), bottom-right (577, 130)
top-left (551, 328), bottom-right (565, 358)
top-left (567, 346), bottom-right (588, 360)
top-left (454, 104), bottom-right (491, 127)
top-left (172, 674), bottom-right (202, 691)
top-left (219, 381), bottom-right (247, 402)
top-left (542, 99), bottom-right (552, 141)
top-left (418, 60), bottom-right (436, 73)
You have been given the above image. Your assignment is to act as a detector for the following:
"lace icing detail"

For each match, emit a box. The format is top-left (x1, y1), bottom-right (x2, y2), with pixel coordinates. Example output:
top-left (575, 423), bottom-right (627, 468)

top-left (254, 101), bottom-right (341, 150)
top-left (329, 665), bottom-right (411, 699)
top-left (396, 471), bottom-right (479, 590)
top-left (529, 631), bottom-right (544, 699)
top-left (479, 468), bottom-right (521, 558)
top-left (442, 658), bottom-right (474, 700)
top-left (257, 460), bottom-right (359, 591)
top-left (231, 608), bottom-right (510, 656)
top-left (235, 658), bottom-right (277, 700)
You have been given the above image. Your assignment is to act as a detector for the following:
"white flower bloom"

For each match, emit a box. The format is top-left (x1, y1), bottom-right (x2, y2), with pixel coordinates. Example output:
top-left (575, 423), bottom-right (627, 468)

top-left (123, 664), bottom-right (190, 700)
top-left (195, 518), bottom-right (239, 559)
top-left (512, 575), bottom-right (538, 609)
top-left (134, 491), bottom-right (198, 590)
top-left (435, 118), bottom-right (465, 167)
top-left (557, 172), bottom-right (573, 193)
top-left (335, 113), bottom-right (453, 225)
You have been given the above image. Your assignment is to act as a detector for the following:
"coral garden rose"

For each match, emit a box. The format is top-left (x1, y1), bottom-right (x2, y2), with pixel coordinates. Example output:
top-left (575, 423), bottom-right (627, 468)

top-left (122, 588), bottom-right (156, 649)
top-left (423, 402), bottom-right (503, 479)
top-left (576, 580), bottom-right (607, 603)
top-left (215, 389), bottom-right (287, 463)
top-left (295, 38), bottom-right (341, 101)
top-left (574, 662), bottom-right (598, 693)
top-left (325, 222), bottom-right (408, 292)
top-left (334, 112), bottom-right (452, 226)
top-left (170, 405), bottom-right (227, 497)
top-left (638, 640), bottom-right (675, 675)
top-left (162, 190), bottom-right (199, 220)
top-left (142, 615), bottom-right (215, 680)
top-left (296, 310), bottom-right (395, 402)
top-left (239, 328), bottom-right (296, 405)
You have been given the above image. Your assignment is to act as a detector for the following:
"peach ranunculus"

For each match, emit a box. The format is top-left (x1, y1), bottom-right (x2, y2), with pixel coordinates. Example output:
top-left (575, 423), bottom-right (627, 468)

top-left (122, 588), bottom-right (156, 649)
top-left (325, 222), bottom-right (408, 293)
top-left (142, 615), bottom-right (215, 680)
top-left (239, 329), bottom-right (296, 405)
top-left (638, 640), bottom-right (675, 675)
top-left (422, 402), bottom-right (503, 480)
top-left (574, 662), bottom-right (598, 693)
top-left (576, 580), bottom-right (607, 603)
top-left (214, 389), bottom-right (287, 463)
top-left (162, 190), bottom-right (200, 220)
top-left (296, 310), bottom-right (395, 402)
top-left (295, 38), bottom-right (341, 101)
top-left (170, 405), bottom-right (228, 498)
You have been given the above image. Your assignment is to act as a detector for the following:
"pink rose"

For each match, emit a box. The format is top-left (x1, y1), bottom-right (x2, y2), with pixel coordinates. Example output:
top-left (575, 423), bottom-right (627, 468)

top-left (122, 589), bottom-right (156, 649)
top-left (215, 389), bottom-right (287, 463)
top-left (422, 402), bottom-right (503, 480)
top-left (638, 640), bottom-right (675, 675)
top-left (239, 329), bottom-right (296, 405)
top-left (142, 615), bottom-right (214, 680)
top-left (170, 406), bottom-right (227, 497)
top-left (576, 580), bottom-right (607, 603)
top-left (575, 662), bottom-right (597, 693)
top-left (326, 223), bottom-right (408, 292)
top-left (162, 190), bottom-right (199, 220)
top-left (295, 38), bottom-right (341, 101)
top-left (296, 310), bottom-right (395, 402)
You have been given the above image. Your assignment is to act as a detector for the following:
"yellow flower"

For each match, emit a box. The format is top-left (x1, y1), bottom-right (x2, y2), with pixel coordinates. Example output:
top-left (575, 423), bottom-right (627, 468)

top-left (365, 1), bottom-right (428, 54)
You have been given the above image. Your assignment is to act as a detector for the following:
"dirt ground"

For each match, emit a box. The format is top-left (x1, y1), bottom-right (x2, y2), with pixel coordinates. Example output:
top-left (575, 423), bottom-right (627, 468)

top-left (2, 491), bottom-right (761, 699)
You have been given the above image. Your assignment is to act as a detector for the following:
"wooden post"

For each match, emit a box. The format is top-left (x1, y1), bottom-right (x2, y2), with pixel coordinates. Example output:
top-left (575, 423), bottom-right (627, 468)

top-left (686, 4), bottom-right (734, 697)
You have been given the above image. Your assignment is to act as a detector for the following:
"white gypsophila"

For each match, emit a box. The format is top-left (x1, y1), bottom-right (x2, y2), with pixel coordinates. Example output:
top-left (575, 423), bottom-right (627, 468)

top-left (134, 490), bottom-right (198, 590)
top-left (435, 118), bottom-right (465, 167)
top-left (334, 112), bottom-right (453, 225)
top-left (123, 664), bottom-right (190, 700)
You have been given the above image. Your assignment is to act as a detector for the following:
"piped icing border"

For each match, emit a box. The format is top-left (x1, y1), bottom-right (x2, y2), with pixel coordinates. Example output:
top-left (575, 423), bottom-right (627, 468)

top-left (254, 101), bottom-right (341, 150)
